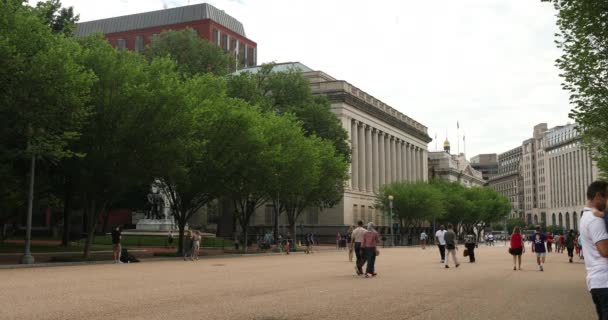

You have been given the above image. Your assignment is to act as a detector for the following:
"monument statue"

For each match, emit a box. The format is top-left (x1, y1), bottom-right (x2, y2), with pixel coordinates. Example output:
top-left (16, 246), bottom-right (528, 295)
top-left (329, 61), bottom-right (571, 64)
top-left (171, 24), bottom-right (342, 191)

top-left (146, 181), bottom-right (166, 220)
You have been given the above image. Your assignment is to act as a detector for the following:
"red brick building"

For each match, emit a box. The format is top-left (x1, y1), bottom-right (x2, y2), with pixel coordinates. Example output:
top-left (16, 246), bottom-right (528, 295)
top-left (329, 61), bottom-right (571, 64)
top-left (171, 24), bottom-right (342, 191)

top-left (75, 3), bottom-right (257, 67)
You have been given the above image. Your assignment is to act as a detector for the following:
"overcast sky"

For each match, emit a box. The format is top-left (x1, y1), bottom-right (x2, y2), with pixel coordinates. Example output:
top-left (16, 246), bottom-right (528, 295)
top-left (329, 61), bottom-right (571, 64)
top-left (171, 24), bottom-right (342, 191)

top-left (54, 0), bottom-right (571, 158)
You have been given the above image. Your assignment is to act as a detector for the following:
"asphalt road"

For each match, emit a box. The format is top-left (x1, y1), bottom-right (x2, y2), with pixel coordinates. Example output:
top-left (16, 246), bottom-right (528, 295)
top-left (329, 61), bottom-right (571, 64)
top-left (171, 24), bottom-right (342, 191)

top-left (0, 245), bottom-right (595, 320)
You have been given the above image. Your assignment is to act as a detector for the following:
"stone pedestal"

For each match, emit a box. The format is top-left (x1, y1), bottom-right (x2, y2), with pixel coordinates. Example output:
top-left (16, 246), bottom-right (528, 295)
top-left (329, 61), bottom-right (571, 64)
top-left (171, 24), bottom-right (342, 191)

top-left (136, 218), bottom-right (175, 231)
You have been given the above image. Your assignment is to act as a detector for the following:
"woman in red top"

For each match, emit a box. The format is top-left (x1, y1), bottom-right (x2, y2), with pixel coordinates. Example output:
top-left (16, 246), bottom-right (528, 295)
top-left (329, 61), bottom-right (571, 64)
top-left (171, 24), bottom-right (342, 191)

top-left (510, 226), bottom-right (525, 271)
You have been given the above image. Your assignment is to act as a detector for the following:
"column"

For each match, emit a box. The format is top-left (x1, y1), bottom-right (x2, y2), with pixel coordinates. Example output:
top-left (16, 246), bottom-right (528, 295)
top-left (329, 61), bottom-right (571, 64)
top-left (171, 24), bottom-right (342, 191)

top-left (365, 126), bottom-right (373, 192)
top-left (408, 144), bottom-right (414, 181)
top-left (422, 149), bottom-right (428, 181)
top-left (379, 131), bottom-right (385, 187)
top-left (351, 120), bottom-right (358, 190)
top-left (372, 129), bottom-right (379, 192)
top-left (401, 142), bottom-right (407, 181)
top-left (385, 135), bottom-right (392, 184)
top-left (396, 140), bottom-right (402, 182)
top-left (358, 122), bottom-right (366, 191)
top-left (391, 137), bottom-right (397, 182)
top-left (419, 147), bottom-right (424, 181)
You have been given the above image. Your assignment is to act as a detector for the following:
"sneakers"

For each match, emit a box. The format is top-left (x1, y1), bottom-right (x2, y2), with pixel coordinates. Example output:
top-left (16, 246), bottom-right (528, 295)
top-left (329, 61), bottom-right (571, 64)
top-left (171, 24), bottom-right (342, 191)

top-left (455, 264), bottom-right (460, 268)
top-left (539, 265), bottom-right (544, 272)
top-left (445, 265), bottom-right (449, 268)
top-left (355, 265), bottom-right (362, 276)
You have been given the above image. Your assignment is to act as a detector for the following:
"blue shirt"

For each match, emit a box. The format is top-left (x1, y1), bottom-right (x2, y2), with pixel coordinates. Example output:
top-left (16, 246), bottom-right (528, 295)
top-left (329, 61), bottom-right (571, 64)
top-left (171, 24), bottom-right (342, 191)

top-left (533, 232), bottom-right (546, 253)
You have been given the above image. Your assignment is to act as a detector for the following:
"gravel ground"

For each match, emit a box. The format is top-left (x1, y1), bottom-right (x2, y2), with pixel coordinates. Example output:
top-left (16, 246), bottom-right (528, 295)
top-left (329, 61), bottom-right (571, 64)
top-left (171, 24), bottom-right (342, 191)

top-left (0, 245), bottom-right (595, 320)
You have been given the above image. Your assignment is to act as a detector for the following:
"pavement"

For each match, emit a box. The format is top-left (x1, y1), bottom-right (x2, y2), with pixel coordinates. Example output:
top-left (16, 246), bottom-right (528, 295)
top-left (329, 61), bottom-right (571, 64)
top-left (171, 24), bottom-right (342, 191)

top-left (0, 245), bottom-right (595, 320)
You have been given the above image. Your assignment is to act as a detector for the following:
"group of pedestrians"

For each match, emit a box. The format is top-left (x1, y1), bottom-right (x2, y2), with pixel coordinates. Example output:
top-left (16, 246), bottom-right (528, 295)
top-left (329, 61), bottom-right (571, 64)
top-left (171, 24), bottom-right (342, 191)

top-left (183, 229), bottom-right (202, 261)
top-left (350, 220), bottom-right (380, 278)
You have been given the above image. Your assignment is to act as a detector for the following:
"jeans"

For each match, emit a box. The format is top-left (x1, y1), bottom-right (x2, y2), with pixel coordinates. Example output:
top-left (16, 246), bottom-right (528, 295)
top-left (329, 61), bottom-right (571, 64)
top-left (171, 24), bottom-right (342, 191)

top-left (355, 242), bottom-right (366, 273)
top-left (465, 243), bottom-right (476, 262)
top-left (547, 242), bottom-right (552, 252)
top-left (364, 247), bottom-right (377, 274)
top-left (438, 244), bottom-right (446, 261)
top-left (591, 288), bottom-right (608, 320)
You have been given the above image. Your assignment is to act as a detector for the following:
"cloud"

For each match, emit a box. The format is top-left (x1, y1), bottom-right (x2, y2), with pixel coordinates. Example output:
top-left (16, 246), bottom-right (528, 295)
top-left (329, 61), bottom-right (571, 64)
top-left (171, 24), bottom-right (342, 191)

top-left (53, 0), bottom-right (570, 158)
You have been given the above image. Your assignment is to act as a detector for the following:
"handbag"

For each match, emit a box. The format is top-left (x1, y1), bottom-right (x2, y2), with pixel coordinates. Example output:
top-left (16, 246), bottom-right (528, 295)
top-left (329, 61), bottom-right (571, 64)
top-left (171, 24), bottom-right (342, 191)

top-left (463, 249), bottom-right (469, 257)
top-left (508, 248), bottom-right (514, 255)
top-left (375, 248), bottom-right (380, 256)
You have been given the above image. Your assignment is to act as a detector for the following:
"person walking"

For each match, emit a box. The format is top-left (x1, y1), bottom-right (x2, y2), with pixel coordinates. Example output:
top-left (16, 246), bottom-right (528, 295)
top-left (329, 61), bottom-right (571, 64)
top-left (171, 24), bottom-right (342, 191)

top-left (580, 181), bottom-right (608, 320)
top-left (346, 226), bottom-right (354, 262)
top-left (532, 226), bottom-right (547, 271)
top-left (444, 224), bottom-right (460, 269)
top-left (351, 221), bottom-right (367, 276)
top-left (111, 226), bottom-right (122, 264)
top-left (558, 233), bottom-right (565, 253)
top-left (546, 232), bottom-right (553, 253)
top-left (305, 232), bottom-right (314, 254)
top-left (565, 229), bottom-right (576, 263)
top-left (464, 229), bottom-right (477, 263)
top-left (420, 230), bottom-right (428, 250)
top-left (190, 230), bottom-right (201, 261)
top-left (183, 230), bottom-right (193, 261)
top-left (336, 231), bottom-right (342, 249)
top-left (362, 222), bottom-right (379, 278)
top-left (435, 225), bottom-right (447, 263)
top-left (510, 226), bottom-right (525, 270)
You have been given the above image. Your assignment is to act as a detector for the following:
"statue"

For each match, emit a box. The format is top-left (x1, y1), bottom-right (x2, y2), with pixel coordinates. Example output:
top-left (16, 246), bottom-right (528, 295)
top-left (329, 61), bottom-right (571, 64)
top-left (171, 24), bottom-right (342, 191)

top-left (146, 181), bottom-right (165, 220)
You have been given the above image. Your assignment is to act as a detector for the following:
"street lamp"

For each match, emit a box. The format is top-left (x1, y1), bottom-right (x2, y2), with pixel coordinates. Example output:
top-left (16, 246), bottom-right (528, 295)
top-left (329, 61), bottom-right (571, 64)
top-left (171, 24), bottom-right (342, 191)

top-left (388, 195), bottom-right (394, 247)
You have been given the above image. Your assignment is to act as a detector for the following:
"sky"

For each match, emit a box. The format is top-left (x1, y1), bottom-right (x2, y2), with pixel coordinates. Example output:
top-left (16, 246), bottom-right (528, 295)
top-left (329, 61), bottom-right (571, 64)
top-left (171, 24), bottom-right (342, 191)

top-left (52, 0), bottom-right (572, 158)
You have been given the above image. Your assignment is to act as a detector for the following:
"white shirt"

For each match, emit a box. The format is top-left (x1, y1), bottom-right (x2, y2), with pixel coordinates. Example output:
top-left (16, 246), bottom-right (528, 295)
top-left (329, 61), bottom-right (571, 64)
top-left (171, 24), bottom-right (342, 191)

top-left (420, 232), bottom-right (428, 240)
top-left (352, 227), bottom-right (367, 243)
top-left (580, 207), bottom-right (608, 290)
top-left (435, 230), bottom-right (446, 245)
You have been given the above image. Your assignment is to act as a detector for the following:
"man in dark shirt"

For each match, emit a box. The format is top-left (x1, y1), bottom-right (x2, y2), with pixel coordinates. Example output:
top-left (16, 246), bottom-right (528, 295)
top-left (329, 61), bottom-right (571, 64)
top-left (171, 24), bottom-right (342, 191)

top-left (444, 224), bottom-right (460, 269)
top-left (111, 226), bottom-right (122, 264)
top-left (531, 226), bottom-right (547, 271)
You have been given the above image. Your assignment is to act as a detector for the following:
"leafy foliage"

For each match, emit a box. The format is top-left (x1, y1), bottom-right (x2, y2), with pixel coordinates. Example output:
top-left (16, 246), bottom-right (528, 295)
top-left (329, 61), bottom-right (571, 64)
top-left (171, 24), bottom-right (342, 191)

top-left (544, 0), bottom-right (608, 176)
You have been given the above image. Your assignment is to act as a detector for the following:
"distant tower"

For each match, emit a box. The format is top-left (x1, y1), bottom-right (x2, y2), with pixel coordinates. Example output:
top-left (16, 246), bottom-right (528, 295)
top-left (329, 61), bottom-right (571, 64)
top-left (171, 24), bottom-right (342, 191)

top-left (443, 138), bottom-right (451, 154)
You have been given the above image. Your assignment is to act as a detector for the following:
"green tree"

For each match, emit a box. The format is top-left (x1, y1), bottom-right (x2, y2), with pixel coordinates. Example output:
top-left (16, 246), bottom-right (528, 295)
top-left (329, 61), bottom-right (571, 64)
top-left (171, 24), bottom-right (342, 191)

top-left (73, 36), bottom-right (191, 258)
top-left (145, 28), bottom-right (232, 77)
top-left (376, 182), bottom-right (445, 239)
top-left (543, 0), bottom-right (608, 176)
top-left (33, 0), bottom-right (79, 36)
top-left (0, 1), bottom-right (94, 248)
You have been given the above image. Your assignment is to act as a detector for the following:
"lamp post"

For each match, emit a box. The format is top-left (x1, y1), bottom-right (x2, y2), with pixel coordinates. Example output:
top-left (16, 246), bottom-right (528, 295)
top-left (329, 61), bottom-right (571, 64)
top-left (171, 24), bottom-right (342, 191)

top-left (388, 195), bottom-right (394, 247)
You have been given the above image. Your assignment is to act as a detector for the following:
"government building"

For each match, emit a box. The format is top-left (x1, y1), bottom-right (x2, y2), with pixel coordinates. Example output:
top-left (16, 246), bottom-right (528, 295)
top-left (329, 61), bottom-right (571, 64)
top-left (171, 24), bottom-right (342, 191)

top-left (238, 63), bottom-right (432, 236)
top-left (488, 123), bottom-right (599, 230)
top-left (427, 139), bottom-right (485, 188)
top-left (75, 3), bottom-right (257, 68)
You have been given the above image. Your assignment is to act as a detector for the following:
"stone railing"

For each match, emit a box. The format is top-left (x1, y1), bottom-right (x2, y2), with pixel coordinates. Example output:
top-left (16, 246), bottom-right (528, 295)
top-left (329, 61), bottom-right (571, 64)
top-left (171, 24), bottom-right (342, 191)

top-left (309, 81), bottom-right (428, 134)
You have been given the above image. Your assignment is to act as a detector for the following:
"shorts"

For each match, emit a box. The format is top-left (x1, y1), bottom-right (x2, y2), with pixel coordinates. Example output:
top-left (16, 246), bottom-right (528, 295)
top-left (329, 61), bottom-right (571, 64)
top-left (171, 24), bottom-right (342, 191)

top-left (535, 252), bottom-right (546, 257)
top-left (510, 248), bottom-right (523, 256)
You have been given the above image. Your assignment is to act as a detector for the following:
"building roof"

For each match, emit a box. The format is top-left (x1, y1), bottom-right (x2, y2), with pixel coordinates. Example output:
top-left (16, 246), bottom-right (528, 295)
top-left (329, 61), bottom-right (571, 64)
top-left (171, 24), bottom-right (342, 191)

top-left (233, 62), bottom-right (314, 74)
top-left (75, 3), bottom-right (246, 37)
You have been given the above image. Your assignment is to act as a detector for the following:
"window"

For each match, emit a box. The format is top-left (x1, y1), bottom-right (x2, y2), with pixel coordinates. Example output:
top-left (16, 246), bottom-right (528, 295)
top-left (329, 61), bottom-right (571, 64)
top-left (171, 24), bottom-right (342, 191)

top-left (222, 34), bottom-right (229, 52)
top-left (212, 29), bottom-right (220, 45)
top-left (231, 38), bottom-right (237, 53)
top-left (134, 36), bottom-right (144, 52)
top-left (247, 47), bottom-right (256, 66)
top-left (116, 38), bottom-right (126, 50)
top-left (239, 43), bottom-right (246, 67)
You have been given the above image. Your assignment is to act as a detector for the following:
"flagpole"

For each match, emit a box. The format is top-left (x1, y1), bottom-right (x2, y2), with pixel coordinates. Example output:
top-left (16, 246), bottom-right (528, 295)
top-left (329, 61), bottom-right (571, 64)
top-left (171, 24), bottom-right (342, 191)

top-left (457, 121), bottom-right (460, 155)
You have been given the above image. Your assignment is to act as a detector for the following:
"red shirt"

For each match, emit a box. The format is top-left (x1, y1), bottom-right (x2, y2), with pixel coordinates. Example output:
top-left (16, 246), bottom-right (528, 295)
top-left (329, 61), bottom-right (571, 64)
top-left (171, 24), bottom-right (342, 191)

top-left (510, 233), bottom-right (523, 249)
top-left (546, 233), bottom-right (553, 243)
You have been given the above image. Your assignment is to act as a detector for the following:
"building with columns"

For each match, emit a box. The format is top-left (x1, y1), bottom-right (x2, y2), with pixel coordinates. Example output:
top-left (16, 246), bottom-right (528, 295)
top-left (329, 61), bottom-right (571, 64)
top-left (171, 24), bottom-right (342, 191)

top-left (488, 123), bottom-right (599, 230)
top-left (427, 139), bottom-right (485, 187)
top-left (238, 62), bottom-right (432, 236)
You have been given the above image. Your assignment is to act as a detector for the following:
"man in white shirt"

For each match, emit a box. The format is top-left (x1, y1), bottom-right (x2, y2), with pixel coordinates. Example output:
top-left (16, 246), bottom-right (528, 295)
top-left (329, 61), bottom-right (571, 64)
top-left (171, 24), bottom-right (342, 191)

top-left (580, 181), bottom-right (608, 319)
top-left (435, 225), bottom-right (447, 263)
top-left (351, 220), bottom-right (368, 276)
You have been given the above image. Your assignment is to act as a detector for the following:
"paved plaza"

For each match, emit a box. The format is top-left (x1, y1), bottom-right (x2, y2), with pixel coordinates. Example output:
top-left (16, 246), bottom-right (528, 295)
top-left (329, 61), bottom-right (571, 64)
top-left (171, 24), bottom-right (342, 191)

top-left (0, 245), bottom-right (595, 320)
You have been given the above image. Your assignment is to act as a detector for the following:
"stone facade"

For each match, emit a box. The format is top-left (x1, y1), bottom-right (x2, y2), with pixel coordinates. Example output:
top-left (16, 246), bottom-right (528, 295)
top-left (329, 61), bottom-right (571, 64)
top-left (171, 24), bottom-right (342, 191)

top-left (470, 154), bottom-right (498, 181)
top-left (241, 63), bottom-right (431, 236)
top-left (428, 151), bottom-right (485, 188)
top-left (488, 123), bottom-right (599, 230)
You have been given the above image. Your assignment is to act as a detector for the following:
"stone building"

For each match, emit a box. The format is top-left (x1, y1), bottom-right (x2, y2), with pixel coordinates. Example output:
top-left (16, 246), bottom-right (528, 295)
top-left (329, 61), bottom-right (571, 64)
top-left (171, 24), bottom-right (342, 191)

top-left (470, 154), bottom-right (498, 181)
top-left (487, 147), bottom-right (524, 219)
top-left (239, 62), bottom-right (432, 237)
top-left (427, 139), bottom-right (485, 187)
top-left (489, 123), bottom-right (599, 230)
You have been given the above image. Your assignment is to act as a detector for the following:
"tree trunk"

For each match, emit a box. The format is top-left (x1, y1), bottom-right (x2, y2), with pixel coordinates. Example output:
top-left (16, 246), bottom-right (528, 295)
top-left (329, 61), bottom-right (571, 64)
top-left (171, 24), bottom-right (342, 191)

top-left (177, 223), bottom-right (185, 255)
top-left (61, 177), bottom-right (72, 247)
top-left (82, 200), bottom-right (104, 259)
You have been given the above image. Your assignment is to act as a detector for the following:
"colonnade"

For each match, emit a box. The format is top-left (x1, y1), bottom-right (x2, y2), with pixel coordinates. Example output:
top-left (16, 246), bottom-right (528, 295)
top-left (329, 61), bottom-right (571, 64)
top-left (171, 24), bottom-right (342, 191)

top-left (349, 119), bottom-right (426, 193)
